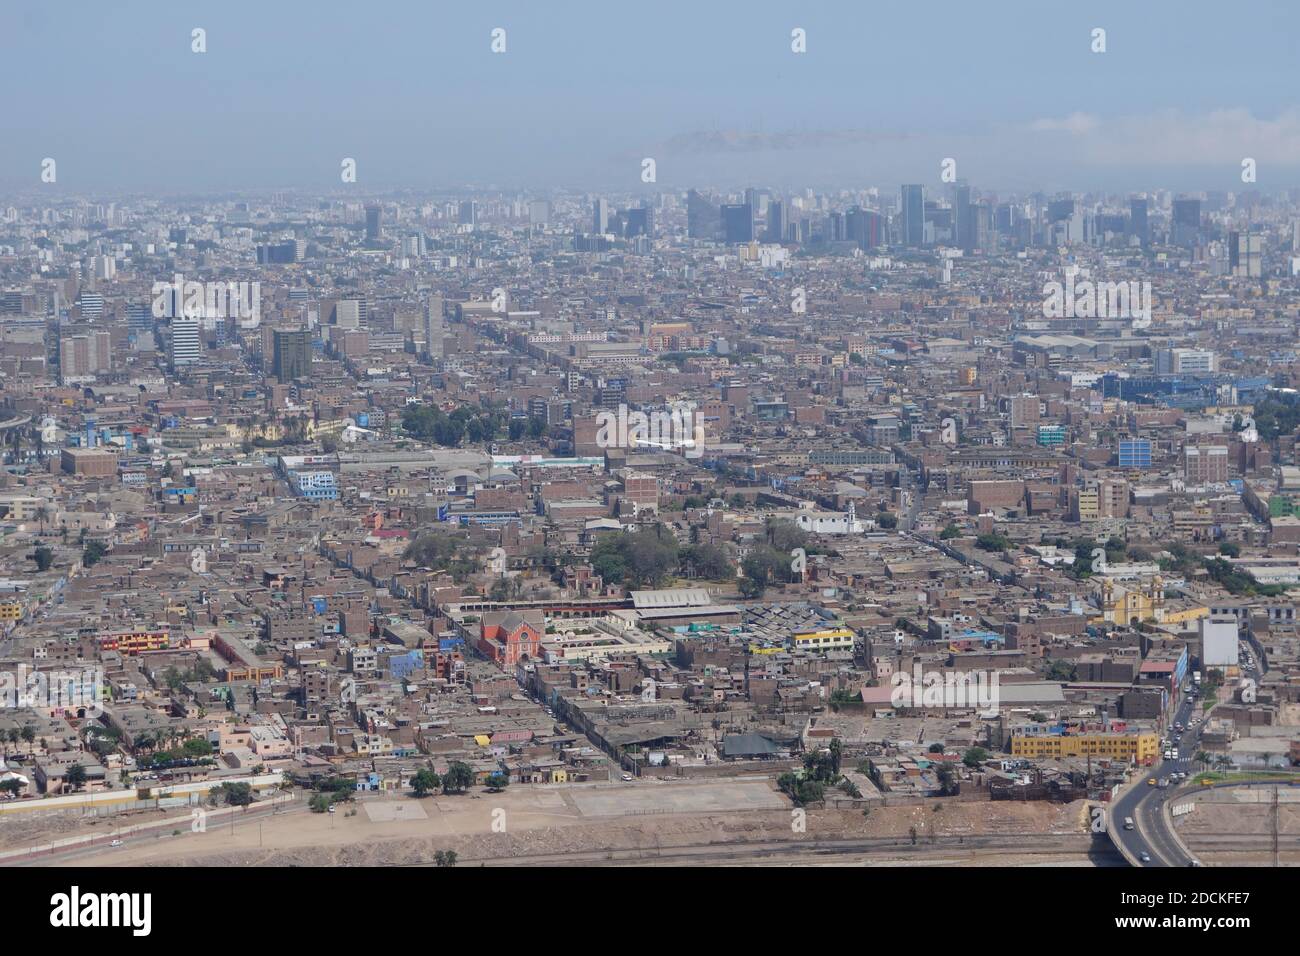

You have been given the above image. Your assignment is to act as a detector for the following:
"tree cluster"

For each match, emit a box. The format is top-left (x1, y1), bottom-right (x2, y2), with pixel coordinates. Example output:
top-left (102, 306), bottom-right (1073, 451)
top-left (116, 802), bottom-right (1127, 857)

top-left (402, 403), bottom-right (508, 447)
top-left (590, 525), bottom-right (689, 588)
top-left (403, 529), bottom-right (485, 581)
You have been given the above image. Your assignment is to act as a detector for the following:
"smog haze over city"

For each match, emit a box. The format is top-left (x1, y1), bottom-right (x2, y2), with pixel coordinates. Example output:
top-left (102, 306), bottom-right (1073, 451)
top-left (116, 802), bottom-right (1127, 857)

top-left (3, 1), bottom-right (1300, 193)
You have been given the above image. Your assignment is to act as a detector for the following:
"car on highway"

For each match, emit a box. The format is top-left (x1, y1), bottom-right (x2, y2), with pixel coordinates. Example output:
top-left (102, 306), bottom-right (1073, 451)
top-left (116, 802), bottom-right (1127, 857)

top-left (1123, 816), bottom-right (1135, 830)
top-left (621, 773), bottom-right (633, 782)
top-left (1139, 851), bottom-right (1151, 863)
top-left (1147, 777), bottom-right (1157, 786)
top-left (109, 839), bottom-right (123, 847)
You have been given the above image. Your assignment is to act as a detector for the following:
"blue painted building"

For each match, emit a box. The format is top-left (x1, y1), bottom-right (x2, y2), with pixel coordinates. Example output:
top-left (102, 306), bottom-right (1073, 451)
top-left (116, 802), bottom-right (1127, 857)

top-left (1117, 439), bottom-right (1152, 469)
top-left (289, 470), bottom-right (338, 500)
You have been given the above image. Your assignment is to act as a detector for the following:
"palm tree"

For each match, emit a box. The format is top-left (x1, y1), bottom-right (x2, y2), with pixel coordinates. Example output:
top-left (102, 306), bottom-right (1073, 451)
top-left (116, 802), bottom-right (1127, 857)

top-left (284, 417), bottom-right (307, 444)
top-left (5, 727), bottom-right (18, 754)
top-left (33, 505), bottom-right (49, 535)
top-left (20, 724), bottom-right (34, 754)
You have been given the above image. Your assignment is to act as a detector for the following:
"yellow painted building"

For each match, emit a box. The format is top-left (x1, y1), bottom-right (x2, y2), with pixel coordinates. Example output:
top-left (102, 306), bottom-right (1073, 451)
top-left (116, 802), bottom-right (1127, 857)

top-left (793, 627), bottom-right (856, 652)
top-left (97, 628), bottom-right (170, 654)
top-left (1095, 577), bottom-right (1208, 629)
top-left (0, 600), bottom-right (24, 621)
top-left (307, 418), bottom-right (350, 441)
top-left (238, 421), bottom-right (283, 443)
top-left (1075, 490), bottom-right (1101, 522)
top-left (1011, 731), bottom-right (1158, 763)
top-left (1099, 577), bottom-right (1165, 625)
top-left (0, 494), bottom-right (44, 521)
top-left (1162, 605), bottom-right (1209, 627)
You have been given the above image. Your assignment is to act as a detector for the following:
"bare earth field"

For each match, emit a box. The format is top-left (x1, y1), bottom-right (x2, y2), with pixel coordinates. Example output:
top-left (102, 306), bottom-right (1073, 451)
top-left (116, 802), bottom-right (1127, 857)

top-left (1175, 786), bottom-right (1300, 866)
top-left (0, 805), bottom-right (189, 851)
top-left (45, 778), bottom-right (1101, 867)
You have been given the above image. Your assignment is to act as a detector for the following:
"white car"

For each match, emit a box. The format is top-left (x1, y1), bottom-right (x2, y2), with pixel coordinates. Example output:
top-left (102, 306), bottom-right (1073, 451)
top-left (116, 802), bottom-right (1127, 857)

top-left (109, 839), bottom-right (123, 848)
top-left (621, 773), bottom-right (634, 782)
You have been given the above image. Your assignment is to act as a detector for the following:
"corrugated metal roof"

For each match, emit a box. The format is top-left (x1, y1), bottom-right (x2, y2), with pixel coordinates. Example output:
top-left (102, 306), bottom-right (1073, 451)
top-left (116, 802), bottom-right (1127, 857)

top-left (631, 588), bottom-right (713, 609)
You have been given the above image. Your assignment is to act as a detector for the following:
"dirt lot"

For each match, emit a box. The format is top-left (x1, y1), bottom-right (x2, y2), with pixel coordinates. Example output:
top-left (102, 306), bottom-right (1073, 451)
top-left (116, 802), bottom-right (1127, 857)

top-left (57, 779), bottom-right (1095, 867)
top-left (1175, 786), bottom-right (1300, 866)
top-left (0, 805), bottom-right (188, 852)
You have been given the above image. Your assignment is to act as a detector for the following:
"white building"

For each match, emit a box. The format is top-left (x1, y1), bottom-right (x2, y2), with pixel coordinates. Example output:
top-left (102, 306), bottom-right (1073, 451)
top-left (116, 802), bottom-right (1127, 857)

top-left (1156, 348), bottom-right (1216, 375)
top-left (795, 501), bottom-right (870, 535)
top-left (1200, 616), bottom-right (1239, 667)
top-left (169, 316), bottom-right (201, 368)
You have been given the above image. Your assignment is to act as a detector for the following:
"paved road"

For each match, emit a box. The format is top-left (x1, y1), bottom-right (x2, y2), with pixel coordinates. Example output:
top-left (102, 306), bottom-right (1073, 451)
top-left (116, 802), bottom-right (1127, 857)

top-left (1110, 638), bottom-right (1271, 869)
top-left (13, 794), bottom-right (302, 865)
top-left (1110, 687), bottom-right (1206, 867)
top-left (900, 468), bottom-right (922, 532)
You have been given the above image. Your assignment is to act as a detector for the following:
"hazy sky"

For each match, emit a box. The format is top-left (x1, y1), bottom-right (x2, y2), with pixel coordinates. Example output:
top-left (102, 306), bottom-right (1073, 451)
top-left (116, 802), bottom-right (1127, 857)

top-left (3, 0), bottom-right (1299, 196)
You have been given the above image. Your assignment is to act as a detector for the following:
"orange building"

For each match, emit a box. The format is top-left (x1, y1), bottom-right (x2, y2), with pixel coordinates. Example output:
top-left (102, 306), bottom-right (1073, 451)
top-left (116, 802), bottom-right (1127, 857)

top-left (97, 628), bottom-right (170, 654)
top-left (476, 610), bottom-right (542, 666)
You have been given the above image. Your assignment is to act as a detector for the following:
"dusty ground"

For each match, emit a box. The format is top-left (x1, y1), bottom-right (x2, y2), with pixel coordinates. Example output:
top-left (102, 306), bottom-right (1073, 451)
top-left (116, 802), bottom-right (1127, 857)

top-left (0, 805), bottom-right (187, 850)
top-left (1174, 786), bottom-right (1300, 866)
top-left (51, 779), bottom-right (1096, 867)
